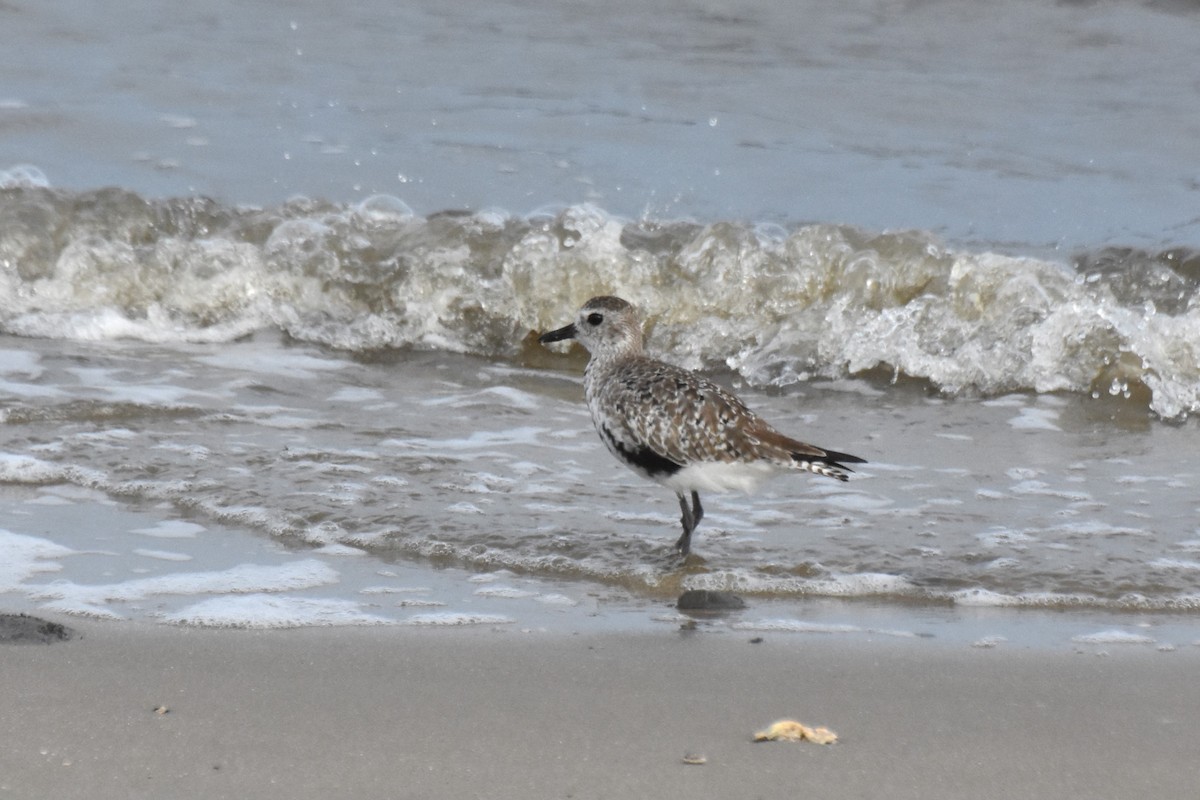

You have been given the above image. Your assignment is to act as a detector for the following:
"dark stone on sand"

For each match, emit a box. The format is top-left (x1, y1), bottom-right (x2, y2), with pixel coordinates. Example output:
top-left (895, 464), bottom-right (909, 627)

top-left (676, 589), bottom-right (747, 612)
top-left (0, 613), bottom-right (77, 644)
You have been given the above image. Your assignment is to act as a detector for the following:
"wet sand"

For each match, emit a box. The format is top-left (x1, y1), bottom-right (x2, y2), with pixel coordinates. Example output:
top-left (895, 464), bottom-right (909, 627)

top-left (2, 618), bottom-right (1197, 799)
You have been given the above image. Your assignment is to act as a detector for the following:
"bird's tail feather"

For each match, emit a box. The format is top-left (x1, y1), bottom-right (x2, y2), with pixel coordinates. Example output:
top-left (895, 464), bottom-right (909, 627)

top-left (749, 426), bottom-right (865, 482)
top-left (794, 459), bottom-right (852, 482)
top-left (791, 447), bottom-right (865, 482)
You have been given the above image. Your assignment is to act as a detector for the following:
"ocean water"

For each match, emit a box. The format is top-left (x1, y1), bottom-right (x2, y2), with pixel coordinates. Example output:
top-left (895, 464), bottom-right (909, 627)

top-left (2, 0), bottom-right (1199, 644)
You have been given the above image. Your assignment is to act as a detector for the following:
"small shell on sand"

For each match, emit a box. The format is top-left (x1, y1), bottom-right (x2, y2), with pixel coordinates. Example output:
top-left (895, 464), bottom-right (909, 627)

top-left (753, 719), bottom-right (838, 745)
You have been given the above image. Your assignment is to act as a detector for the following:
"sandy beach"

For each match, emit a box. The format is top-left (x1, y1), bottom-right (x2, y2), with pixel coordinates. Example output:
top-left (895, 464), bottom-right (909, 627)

top-left (3, 617), bottom-right (1197, 799)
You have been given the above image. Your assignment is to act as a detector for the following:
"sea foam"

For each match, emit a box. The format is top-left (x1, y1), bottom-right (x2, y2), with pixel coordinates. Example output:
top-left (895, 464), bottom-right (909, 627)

top-left (161, 594), bottom-right (394, 628)
top-left (2, 188), bottom-right (1198, 417)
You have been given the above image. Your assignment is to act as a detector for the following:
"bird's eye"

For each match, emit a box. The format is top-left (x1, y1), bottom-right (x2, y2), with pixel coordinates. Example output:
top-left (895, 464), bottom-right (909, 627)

top-left (586, 313), bottom-right (604, 326)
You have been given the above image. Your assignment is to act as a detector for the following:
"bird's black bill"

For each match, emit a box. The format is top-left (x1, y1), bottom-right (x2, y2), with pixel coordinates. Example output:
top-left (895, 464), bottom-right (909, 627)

top-left (538, 323), bottom-right (577, 344)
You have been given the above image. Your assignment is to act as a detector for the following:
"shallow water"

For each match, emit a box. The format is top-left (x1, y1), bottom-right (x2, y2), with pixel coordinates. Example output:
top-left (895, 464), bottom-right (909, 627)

top-left (1, 334), bottom-right (1197, 634)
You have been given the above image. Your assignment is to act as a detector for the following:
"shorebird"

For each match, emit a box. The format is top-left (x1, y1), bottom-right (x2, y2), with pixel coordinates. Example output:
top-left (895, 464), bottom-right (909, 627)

top-left (539, 295), bottom-right (865, 556)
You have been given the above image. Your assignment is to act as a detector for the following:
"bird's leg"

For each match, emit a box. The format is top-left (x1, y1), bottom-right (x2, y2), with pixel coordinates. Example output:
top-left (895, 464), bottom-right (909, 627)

top-left (676, 491), bottom-right (696, 554)
top-left (674, 491), bottom-right (704, 556)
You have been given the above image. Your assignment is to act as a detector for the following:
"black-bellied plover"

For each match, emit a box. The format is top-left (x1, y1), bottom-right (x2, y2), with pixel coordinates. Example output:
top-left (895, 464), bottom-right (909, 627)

top-left (539, 295), bottom-right (865, 556)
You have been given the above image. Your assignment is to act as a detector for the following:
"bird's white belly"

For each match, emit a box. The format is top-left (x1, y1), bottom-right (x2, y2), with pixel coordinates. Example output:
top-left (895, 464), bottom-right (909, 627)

top-left (660, 460), bottom-right (780, 495)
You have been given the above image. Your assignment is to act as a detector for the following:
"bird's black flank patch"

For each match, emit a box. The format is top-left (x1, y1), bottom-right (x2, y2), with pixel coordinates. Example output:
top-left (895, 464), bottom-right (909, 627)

top-left (600, 425), bottom-right (682, 477)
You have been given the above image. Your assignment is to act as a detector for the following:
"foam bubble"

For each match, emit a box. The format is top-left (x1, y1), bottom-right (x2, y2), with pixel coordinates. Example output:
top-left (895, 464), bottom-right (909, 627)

top-left (0, 453), bottom-right (70, 484)
top-left (312, 543), bottom-right (368, 557)
top-left (329, 387), bottom-right (386, 403)
top-left (946, 588), bottom-right (1187, 611)
top-left (1008, 407), bottom-right (1062, 431)
top-left (37, 600), bottom-right (126, 621)
top-left (1009, 480), bottom-right (1091, 502)
top-left (971, 635), bottom-right (1008, 649)
top-left (732, 618), bottom-right (918, 638)
top-left (404, 612), bottom-right (514, 626)
top-left (473, 586), bottom-right (539, 599)
top-left (0, 529), bottom-right (74, 592)
top-left (951, 588), bottom-right (1018, 607)
top-left (812, 492), bottom-right (893, 512)
top-left (130, 520), bottom-right (206, 539)
top-left (1051, 521), bottom-right (1151, 538)
top-left (195, 349), bottom-right (352, 379)
top-left (533, 593), bottom-right (578, 606)
top-left (359, 586), bottom-right (432, 595)
top-left (1147, 558), bottom-right (1200, 571)
top-left (0, 349), bottom-right (43, 379)
top-left (420, 386), bottom-right (541, 411)
top-left (0, 164), bottom-right (50, 188)
top-left (684, 570), bottom-right (917, 599)
top-left (133, 548), bottom-right (193, 562)
top-left (161, 594), bottom-right (394, 628)
top-left (28, 560), bottom-right (339, 608)
top-left (976, 528), bottom-right (1037, 548)
top-left (1070, 629), bottom-right (1156, 645)
top-left (733, 619), bottom-right (863, 634)
top-left (354, 194), bottom-right (415, 222)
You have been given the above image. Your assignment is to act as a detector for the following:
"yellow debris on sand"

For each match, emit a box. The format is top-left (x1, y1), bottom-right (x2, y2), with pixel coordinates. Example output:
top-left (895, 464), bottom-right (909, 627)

top-left (753, 719), bottom-right (838, 745)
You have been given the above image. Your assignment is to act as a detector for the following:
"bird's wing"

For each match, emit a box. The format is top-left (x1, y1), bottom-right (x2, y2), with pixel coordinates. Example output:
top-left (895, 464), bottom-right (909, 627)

top-left (597, 358), bottom-right (864, 471)
top-left (597, 359), bottom-right (779, 465)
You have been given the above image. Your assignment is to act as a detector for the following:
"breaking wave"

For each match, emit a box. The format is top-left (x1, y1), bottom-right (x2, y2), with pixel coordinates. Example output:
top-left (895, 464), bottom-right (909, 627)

top-left (2, 183), bottom-right (1198, 417)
